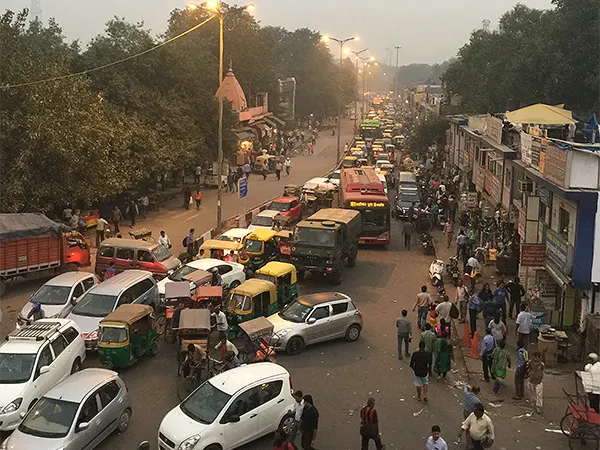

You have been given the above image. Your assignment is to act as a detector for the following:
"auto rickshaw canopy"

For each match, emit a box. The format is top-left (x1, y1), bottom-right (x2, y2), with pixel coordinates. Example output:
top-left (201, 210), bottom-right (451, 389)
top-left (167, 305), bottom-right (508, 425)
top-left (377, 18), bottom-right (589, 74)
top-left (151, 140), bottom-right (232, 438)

top-left (101, 304), bottom-right (154, 325)
top-left (164, 281), bottom-right (192, 300)
top-left (238, 317), bottom-right (274, 341)
top-left (245, 228), bottom-right (277, 243)
top-left (230, 278), bottom-right (276, 299)
top-left (193, 286), bottom-right (223, 299)
top-left (275, 230), bottom-right (293, 239)
top-left (200, 239), bottom-right (243, 254)
top-left (179, 308), bottom-right (211, 331)
top-left (255, 261), bottom-right (297, 284)
top-left (183, 269), bottom-right (212, 287)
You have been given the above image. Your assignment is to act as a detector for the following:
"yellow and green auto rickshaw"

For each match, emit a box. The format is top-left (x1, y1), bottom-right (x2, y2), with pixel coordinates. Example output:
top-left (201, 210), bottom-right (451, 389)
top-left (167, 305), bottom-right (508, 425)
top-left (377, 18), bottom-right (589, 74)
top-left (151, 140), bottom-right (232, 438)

top-left (238, 228), bottom-right (278, 275)
top-left (255, 261), bottom-right (298, 306)
top-left (342, 156), bottom-right (357, 168)
top-left (225, 279), bottom-right (277, 331)
top-left (199, 239), bottom-right (243, 259)
top-left (253, 154), bottom-right (276, 173)
top-left (97, 304), bottom-right (158, 369)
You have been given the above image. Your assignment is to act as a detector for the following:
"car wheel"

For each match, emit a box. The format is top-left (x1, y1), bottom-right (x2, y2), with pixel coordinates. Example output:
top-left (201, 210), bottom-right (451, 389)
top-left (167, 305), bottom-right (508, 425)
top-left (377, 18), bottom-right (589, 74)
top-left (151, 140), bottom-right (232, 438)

top-left (286, 336), bottom-right (304, 355)
top-left (345, 324), bottom-right (361, 342)
top-left (203, 445), bottom-right (222, 450)
top-left (71, 358), bottom-right (82, 374)
top-left (148, 341), bottom-right (159, 357)
top-left (229, 280), bottom-right (241, 289)
top-left (279, 413), bottom-right (295, 435)
top-left (117, 408), bottom-right (131, 433)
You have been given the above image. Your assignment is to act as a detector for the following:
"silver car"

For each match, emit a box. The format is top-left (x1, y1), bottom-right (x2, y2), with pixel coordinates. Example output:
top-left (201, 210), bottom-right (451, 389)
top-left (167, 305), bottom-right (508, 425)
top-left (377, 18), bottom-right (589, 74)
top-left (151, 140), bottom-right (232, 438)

top-left (267, 292), bottom-right (363, 355)
top-left (1, 368), bottom-right (131, 450)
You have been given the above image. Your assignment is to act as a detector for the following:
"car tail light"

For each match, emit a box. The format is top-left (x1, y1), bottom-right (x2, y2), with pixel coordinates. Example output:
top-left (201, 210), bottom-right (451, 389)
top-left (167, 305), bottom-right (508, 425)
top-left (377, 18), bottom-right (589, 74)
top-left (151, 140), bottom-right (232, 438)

top-left (355, 310), bottom-right (363, 318)
top-left (378, 231), bottom-right (390, 241)
top-left (289, 376), bottom-right (293, 395)
top-left (86, 330), bottom-right (99, 341)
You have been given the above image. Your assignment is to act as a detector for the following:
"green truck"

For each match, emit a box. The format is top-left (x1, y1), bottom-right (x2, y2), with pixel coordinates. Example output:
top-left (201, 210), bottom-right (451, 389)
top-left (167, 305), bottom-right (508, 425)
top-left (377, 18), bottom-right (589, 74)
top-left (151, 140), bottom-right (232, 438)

top-left (291, 208), bottom-right (361, 285)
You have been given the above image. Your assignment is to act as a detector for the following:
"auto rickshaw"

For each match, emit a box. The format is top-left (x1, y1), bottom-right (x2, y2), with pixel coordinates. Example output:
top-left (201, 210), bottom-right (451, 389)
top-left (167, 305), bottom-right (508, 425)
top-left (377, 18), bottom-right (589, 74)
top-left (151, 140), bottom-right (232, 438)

top-left (255, 261), bottom-right (298, 306)
top-left (177, 308), bottom-right (211, 376)
top-left (199, 239), bottom-right (243, 259)
top-left (225, 279), bottom-right (277, 331)
top-left (253, 155), bottom-right (276, 173)
top-left (274, 230), bottom-right (292, 262)
top-left (283, 184), bottom-right (302, 198)
top-left (237, 317), bottom-right (276, 363)
top-left (97, 304), bottom-right (158, 369)
top-left (273, 213), bottom-right (293, 231)
top-left (192, 285), bottom-right (223, 309)
top-left (163, 280), bottom-right (199, 343)
top-left (237, 229), bottom-right (278, 275)
top-left (342, 156), bottom-right (357, 168)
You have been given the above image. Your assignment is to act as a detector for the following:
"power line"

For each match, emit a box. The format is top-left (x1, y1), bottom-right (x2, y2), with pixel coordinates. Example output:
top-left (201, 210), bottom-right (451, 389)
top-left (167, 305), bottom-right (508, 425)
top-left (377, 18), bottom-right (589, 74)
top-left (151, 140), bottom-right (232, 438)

top-left (1, 14), bottom-right (215, 90)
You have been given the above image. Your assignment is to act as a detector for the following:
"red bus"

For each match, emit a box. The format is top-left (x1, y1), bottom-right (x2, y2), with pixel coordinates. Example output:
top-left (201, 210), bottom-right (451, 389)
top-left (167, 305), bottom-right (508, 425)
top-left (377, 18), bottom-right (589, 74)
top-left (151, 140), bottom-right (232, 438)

top-left (338, 168), bottom-right (391, 245)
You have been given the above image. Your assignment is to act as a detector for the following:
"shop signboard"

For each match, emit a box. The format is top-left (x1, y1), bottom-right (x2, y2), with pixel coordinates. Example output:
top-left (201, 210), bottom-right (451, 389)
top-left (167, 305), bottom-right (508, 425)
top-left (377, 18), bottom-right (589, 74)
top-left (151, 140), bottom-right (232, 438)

top-left (539, 187), bottom-right (550, 206)
top-left (486, 116), bottom-right (503, 145)
top-left (484, 170), bottom-right (502, 203)
top-left (466, 191), bottom-right (478, 208)
top-left (474, 164), bottom-right (485, 192)
top-left (520, 244), bottom-right (546, 267)
top-left (531, 137), bottom-right (541, 170)
top-left (539, 139), bottom-right (548, 174)
top-left (520, 132), bottom-right (532, 166)
top-left (518, 207), bottom-right (526, 240)
top-left (544, 142), bottom-right (568, 188)
top-left (545, 228), bottom-right (573, 273)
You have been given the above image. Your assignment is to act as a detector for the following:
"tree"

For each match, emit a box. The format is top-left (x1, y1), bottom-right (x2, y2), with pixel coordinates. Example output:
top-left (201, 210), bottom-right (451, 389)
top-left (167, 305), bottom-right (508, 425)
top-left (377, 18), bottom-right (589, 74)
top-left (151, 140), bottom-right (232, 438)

top-left (407, 116), bottom-right (449, 156)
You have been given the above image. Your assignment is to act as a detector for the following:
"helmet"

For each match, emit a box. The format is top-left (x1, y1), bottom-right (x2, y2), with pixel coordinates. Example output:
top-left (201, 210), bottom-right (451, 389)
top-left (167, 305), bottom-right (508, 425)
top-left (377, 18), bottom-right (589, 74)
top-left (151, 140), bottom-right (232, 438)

top-left (32, 302), bottom-right (41, 309)
top-left (589, 353), bottom-right (599, 362)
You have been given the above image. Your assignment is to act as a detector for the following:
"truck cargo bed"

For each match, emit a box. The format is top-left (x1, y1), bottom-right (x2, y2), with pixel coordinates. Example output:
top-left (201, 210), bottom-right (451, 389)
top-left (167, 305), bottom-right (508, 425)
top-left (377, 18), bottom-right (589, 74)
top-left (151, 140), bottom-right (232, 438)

top-left (0, 234), bottom-right (61, 276)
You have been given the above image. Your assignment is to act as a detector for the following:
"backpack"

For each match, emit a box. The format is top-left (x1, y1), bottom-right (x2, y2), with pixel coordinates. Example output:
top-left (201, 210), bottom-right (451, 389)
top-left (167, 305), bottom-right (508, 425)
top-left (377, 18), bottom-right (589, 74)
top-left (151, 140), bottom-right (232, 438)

top-left (182, 237), bottom-right (188, 247)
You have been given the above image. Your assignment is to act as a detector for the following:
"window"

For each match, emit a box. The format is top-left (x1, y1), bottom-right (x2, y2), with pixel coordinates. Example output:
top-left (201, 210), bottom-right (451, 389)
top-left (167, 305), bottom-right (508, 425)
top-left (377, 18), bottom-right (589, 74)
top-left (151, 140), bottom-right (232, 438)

top-left (35, 346), bottom-right (53, 378)
top-left (50, 335), bottom-right (68, 358)
top-left (223, 387), bottom-right (261, 421)
top-left (539, 202), bottom-right (547, 224)
top-left (118, 286), bottom-right (138, 306)
top-left (332, 302), bottom-right (349, 315)
top-left (259, 380), bottom-right (283, 403)
top-left (82, 277), bottom-right (96, 291)
top-left (137, 250), bottom-right (154, 263)
top-left (137, 279), bottom-right (154, 296)
top-left (217, 265), bottom-right (233, 275)
top-left (98, 246), bottom-right (115, 258)
top-left (72, 283), bottom-right (84, 300)
top-left (78, 395), bottom-right (99, 424)
top-left (97, 381), bottom-right (120, 409)
top-left (255, 292), bottom-right (270, 315)
top-left (116, 248), bottom-right (134, 260)
top-left (504, 166), bottom-right (512, 188)
top-left (310, 306), bottom-right (329, 321)
top-left (63, 327), bottom-right (79, 344)
top-left (559, 206), bottom-right (570, 238)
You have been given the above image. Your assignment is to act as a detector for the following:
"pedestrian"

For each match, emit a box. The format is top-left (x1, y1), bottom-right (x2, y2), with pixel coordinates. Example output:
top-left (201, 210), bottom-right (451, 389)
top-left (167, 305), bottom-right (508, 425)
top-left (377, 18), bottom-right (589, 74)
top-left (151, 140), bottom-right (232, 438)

top-left (158, 230), bottom-right (171, 249)
top-left (527, 351), bottom-right (545, 414)
top-left (243, 162), bottom-right (251, 179)
top-left (507, 277), bottom-right (525, 319)
top-left (482, 296), bottom-right (499, 330)
top-left (272, 430), bottom-right (295, 450)
top-left (467, 291), bottom-right (481, 339)
top-left (462, 384), bottom-right (482, 418)
top-left (289, 390), bottom-right (304, 443)
top-left (513, 343), bottom-right (529, 400)
top-left (443, 219), bottom-right (454, 248)
top-left (456, 229), bottom-right (468, 259)
top-left (409, 341), bottom-right (432, 403)
top-left (433, 330), bottom-right (453, 379)
top-left (402, 220), bottom-right (414, 250)
top-left (140, 194), bottom-right (149, 219)
top-left (104, 261), bottom-right (117, 280)
top-left (435, 295), bottom-right (453, 324)
top-left (425, 425), bottom-right (448, 450)
top-left (299, 395), bottom-right (319, 450)
top-left (455, 279), bottom-right (468, 323)
top-left (457, 403), bottom-right (495, 450)
top-left (127, 199), bottom-right (138, 227)
top-left (396, 309), bottom-right (412, 360)
top-left (420, 323), bottom-right (437, 375)
top-left (407, 202), bottom-right (415, 222)
top-left (412, 285), bottom-right (431, 330)
top-left (227, 170), bottom-right (235, 192)
top-left (284, 157), bottom-right (292, 176)
top-left (359, 397), bottom-right (384, 450)
top-left (194, 189), bottom-right (202, 210)
top-left (480, 328), bottom-right (496, 383)
top-left (493, 280), bottom-right (509, 324)
top-left (491, 339), bottom-right (511, 394)
top-left (111, 206), bottom-right (122, 233)
top-left (275, 160), bottom-right (283, 180)
top-left (487, 314), bottom-right (507, 344)
top-left (262, 165), bottom-right (268, 180)
top-left (194, 165), bottom-right (202, 185)
top-left (515, 303), bottom-right (546, 348)
top-left (211, 305), bottom-right (229, 340)
top-left (185, 228), bottom-right (195, 260)
top-left (95, 216), bottom-right (109, 248)
top-left (183, 184), bottom-right (192, 209)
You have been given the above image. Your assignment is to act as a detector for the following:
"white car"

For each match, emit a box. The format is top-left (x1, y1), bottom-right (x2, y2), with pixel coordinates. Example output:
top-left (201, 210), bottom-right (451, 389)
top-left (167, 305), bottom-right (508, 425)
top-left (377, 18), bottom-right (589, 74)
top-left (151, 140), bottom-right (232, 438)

top-left (326, 170), bottom-right (341, 186)
top-left (157, 258), bottom-right (246, 297)
top-left (19, 272), bottom-right (99, 322)
top-left (247, 210), bottom-right (279, 231)
top-left (158, 363), bottom-right (295, 450)
top-left (0, 319), bottom-right (86, 431)
top-left (376, 173), bottom-right (388, 195)
top-left (218, 228), bottom-right (251, 245)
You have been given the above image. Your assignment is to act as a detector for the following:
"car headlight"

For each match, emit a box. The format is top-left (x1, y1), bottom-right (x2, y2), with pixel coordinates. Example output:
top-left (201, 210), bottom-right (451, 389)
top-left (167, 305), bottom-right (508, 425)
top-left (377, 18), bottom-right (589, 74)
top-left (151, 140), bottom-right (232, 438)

top-left (276, 328), bottom-right (292, 337)
top-left (85, 330), bottom-right (99, 341)
top-left (178, 434), bottom-right (201, 450)
top-left (168, 269), bottom-right (174, 275)
top-left (0, 439), bottom-right (7, 450)
top-left (1, 398), bottom-right (22, 414)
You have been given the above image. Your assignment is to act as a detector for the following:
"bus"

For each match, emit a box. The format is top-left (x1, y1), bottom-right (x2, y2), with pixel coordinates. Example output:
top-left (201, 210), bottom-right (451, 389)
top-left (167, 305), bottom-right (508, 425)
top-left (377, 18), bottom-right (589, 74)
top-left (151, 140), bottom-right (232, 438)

top-left (338, 168), bottom-right (391, 245)
top-left (359, 119), bottom-right (383, 141)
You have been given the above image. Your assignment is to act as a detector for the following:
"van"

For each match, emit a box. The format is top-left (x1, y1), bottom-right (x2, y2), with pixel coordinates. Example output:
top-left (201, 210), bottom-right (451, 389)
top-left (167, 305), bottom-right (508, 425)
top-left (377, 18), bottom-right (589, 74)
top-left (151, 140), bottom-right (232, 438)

top-left (398, 171), bottom-right (417, 190)
top-left (95, 238), bottom-right (180, 279)
top-left (67, 270), bottom-right (159, 349)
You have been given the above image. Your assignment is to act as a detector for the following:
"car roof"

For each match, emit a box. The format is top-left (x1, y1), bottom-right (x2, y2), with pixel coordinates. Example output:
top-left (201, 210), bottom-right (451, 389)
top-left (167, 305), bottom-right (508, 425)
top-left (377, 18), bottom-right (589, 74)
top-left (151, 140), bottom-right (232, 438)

top-left (99, 238), bottom-right (158, 250)
top-left (43, 272), bottom-right (95, 286)
top-left (257, 210), bottom-right (280, 218)
top-left (187, 258), bottom-right (229, 270)
top-left (86, 269), bottom-right (153, 294)
top-left (271, 196), bottom-right (297, 204)
top-left (1, 319), bottom-right (79, 354)
top-left (45, 369), bottom-right (119, 402)
top-left (297, 292), bottom-right (349, 306)
top-left (221, 228), bottom-right (251, 238)
top-left (208, 363), bottom-right (289, 395)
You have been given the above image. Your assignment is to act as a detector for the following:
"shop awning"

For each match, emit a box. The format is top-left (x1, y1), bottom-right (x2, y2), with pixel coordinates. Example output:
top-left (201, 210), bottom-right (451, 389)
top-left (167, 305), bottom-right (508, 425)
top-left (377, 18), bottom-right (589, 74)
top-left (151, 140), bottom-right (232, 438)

top-left (234, 130), bottom-right (254, 141)
top-left (505, 103), bottom-right (577, 126)
top-left (545, 261), bottom-right (571, 289)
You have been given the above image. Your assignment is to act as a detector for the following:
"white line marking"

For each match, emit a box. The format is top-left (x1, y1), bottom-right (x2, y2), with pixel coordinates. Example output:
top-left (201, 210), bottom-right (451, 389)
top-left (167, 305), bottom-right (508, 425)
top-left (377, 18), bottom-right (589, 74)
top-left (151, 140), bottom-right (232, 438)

top-left (174, 211), bottom-right (189, 219)
top-left (185, 213), bottom-right (200, 222)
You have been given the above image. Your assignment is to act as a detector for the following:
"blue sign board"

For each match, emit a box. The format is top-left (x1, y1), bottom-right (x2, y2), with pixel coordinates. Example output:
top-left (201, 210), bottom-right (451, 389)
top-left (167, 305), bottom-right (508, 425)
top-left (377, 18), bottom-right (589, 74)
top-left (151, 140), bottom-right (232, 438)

top-left (544, 227), bottom-right (572, 273)
top-left (238, 178), bottom-right (248, 199)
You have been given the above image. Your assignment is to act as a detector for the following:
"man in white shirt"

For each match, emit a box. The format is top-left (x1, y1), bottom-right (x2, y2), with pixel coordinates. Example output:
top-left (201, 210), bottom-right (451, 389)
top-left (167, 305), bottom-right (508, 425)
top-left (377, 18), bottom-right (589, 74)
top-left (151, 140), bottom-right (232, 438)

top-left (140, 195), bottom-right (149, 218)
top-left (215, 338), bottom-right (238, 356)
top-left (158, 230), bottom-right (171, 249)
top-left (435, 296), bottom-right (453, 323)
top-left (289, 390), bottom-right (304, 442)
top-left (95, 216), bottom-right (109, 248)
top-left (466, 255), bottom-right (481, 272)
top-left (212, 306), bottom-right (229, 340)
top-left (585, 353), bottom-right (600, 373)
top-left (515, 303), bottom-right (545, 348)
top-left (426, 425), bottom-right (448, 450)
top-left (284, 157), bottom-right (292, 176)
top-left (457, 403), bottom-right (494, 450)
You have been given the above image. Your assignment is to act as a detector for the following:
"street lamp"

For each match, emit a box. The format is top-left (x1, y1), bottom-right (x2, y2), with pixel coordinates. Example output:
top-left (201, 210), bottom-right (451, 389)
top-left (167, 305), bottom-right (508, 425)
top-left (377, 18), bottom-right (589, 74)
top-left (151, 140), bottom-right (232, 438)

top-left (322, 34), bottom-right (358, 162)
top-left (351, 48), bottom-right (368, 130)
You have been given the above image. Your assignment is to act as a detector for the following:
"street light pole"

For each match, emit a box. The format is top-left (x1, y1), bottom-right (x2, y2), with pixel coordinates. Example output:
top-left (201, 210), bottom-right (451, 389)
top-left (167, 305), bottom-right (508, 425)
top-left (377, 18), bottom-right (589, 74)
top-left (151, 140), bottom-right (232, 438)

top-left (394, 45), bottom-right (401, 100)
top-left (216, 12), bottom-right (224, 232)
top-left (351, 49), bottom-right (368, 133)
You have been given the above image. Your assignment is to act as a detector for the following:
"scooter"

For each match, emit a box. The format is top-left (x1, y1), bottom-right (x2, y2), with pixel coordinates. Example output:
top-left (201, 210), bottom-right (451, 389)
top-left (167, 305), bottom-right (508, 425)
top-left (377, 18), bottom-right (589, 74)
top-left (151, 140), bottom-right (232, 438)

top-left (421, 232), bottom-right (434, 255)
top-left (446, 255), bottom-right (461, 286)
top-left (429, 259), bottom-right (445, 286)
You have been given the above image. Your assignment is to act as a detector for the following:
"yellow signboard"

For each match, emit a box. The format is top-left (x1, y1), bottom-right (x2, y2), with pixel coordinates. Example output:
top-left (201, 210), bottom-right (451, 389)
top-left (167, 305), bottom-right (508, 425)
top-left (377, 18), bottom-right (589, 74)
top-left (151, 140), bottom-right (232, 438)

top-left (349, 201), bottom-right (386, 208)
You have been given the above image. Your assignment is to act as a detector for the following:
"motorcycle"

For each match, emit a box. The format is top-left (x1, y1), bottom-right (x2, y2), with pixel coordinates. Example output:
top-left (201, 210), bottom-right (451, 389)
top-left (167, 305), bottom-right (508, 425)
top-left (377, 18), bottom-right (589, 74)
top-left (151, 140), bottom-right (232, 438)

top-left (421, 232), bottom-right (434, 255)
top-left (429, 259), bottom-right (445, 286)
top-left (446, 255), bottom-right (461, 286)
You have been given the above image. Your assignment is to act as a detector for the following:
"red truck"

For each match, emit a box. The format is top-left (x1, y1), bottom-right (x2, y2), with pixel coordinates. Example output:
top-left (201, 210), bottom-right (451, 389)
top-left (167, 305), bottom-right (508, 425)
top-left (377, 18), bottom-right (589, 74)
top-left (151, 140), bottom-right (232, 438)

top-left (0, 213), bottom-right (91, 297)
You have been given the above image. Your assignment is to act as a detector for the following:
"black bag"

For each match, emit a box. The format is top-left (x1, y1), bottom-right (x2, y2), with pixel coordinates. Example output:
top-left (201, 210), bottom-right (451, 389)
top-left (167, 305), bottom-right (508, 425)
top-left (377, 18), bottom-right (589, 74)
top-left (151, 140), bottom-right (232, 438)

top-left (360, 423), bottom-right (378, 438)
top-left (182, 237), bottom-right (188, 248)
top-left (450, 303), bottom-right (460, 319)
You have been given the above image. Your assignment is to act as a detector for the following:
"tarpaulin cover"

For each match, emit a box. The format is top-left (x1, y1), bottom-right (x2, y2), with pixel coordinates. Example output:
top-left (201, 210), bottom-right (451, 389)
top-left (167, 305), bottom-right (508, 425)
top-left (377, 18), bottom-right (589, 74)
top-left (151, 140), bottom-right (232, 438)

top-left (505, 103), bottom-right (577, 125)
top-left (0, 213), bottom-right (68, 240)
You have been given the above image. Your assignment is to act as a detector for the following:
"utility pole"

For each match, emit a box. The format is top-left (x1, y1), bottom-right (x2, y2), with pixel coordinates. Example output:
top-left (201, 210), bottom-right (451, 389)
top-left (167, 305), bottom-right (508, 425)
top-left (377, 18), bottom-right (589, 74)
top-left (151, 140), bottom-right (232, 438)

top-left (394, 46), bottom-right (401, 100)
top-left (30, 0), bottom-right (42, 20)
top-left (351, 49), bottom-right (368, 132)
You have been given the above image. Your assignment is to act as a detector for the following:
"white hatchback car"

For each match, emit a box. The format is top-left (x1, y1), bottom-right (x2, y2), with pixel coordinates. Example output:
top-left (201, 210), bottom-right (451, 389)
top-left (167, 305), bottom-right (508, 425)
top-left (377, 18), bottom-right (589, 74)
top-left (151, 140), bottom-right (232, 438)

top-left (247, 210), bottom-right (279, 231)
top-left (158, 363), bottom-right (295, 450)
top-left (19, 272), bottom-right (99, 322)
top-left (156, 258), bottom-right (246, 297)
top-left (0, 319), bottom-right (86, 431)
top-left (218, 228), bottom-right (251, 245)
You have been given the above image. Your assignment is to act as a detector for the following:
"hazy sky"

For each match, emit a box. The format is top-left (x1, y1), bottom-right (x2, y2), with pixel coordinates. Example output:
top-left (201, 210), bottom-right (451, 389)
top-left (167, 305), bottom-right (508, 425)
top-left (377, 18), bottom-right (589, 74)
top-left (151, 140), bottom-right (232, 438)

top-left (5, 0), bottom-right (554, 64)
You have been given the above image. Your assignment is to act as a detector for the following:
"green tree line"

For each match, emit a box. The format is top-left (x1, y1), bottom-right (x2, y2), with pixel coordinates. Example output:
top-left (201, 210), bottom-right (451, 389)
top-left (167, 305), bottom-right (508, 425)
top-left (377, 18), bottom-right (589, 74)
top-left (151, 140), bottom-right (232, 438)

top-left (0, 5), bottom-right (356, 213)
top-left (442, 0), bottom-right (600, 115)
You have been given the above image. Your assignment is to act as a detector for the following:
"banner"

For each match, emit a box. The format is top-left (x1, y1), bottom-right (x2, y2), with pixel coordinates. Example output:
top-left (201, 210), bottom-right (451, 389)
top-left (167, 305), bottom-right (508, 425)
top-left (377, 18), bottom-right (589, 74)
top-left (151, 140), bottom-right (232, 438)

top-left (520, 132), bottom-right (532, 166)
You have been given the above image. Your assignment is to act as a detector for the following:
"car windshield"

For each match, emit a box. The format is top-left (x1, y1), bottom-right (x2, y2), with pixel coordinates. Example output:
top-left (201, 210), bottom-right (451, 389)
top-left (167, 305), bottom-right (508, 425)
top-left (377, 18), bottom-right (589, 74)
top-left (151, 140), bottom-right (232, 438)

top-left (279, 300), bottom-right (312, 323)
top-left (153, 245), bottom-right (172, 262)
top-left (0, 353), bottom-right (36, 383)
top-left (268, 202), bottom-right (291, 212)
top-left (244, 239), bottom-right (263, 253)
top-left (328, 172), bottom-right (340, 180)
top-left (251, 216), bottom-right (274, 226)
top-left (31, 285), bottom-right (71, 306)
top-left (398, 192), bottom-right (419, 205)
top-left (169, 264), bottom-right (198, 281)
top-left (72, 293), bottom-right (117, 317)
top-left (18, 397), bottom-right (79, 438)
top-left (99, 326), bottom-right (128, 343)
top-left (180, 381), bottom-right (232, 424)
top-left (255, 274), bottom-right (277, 285)
top-left (219, 235), bottom-right (241, 243)
top-left (292, 227), bottom-right (335, 247)
top-left (359, 208), bottom-right (389, 230)
top-left (227, 294), bottom-right (251, 312)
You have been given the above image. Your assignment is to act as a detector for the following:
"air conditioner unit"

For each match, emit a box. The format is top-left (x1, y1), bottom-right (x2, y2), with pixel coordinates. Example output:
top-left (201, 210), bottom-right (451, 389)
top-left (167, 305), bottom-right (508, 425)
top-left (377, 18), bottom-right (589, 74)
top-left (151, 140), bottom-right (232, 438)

top-left (518, 180), bottom-right (533, 194)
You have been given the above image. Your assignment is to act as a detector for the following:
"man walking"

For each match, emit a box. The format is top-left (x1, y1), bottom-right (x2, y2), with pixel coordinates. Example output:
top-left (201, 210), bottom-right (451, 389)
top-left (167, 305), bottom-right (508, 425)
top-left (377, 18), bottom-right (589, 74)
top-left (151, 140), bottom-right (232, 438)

top-left (289, 390), bottom-right (304, 443)
top-left (412, 286), bottom-right (431, 330)
top-left (402, 220), bottom-right (414, 250)
top-left (111, 206), bottom-right (122, 233)
top-left (275, 160), bottom-right (283, 180)
top-left (443, 219), bottom-right (454, 249)
top-left (493, 280), bottom-right (510, 324)
top-left (360, 397), bottom-right (384, 450)
top-left (515, 304), bottom-right (545, 348)
top-left (425, 425), bottom-right (448, 450)
top-left (457, 403), bottom-right (495, 450)
top-left (158, 230), bottom-right (171, 249)
top-left (284, 157), bottom-right (292, 176)
top-left (507, 277), bottom-right (526, 319)
top-left (395, 310), bottom-right (412, 360)
top-left (410, 341), bottom-right (432, 403)
top-left (140, 194), bottom-right (149, 219)
top-left (480, 328), bottom-right (496, 382)
top-left (455, 279), bottom-right (468, 323)
top-left (95, 216), bottom-right (109, 248)
top-left (435, 295), bottom-right (453, 324)
top-left (420, 324), bottom-right (437, 375)
top-left (127, 199), bottom-right (138, 227)
top-left (527, 351), bottom-right (545, 414)
top-left (299, 395), bottom-right (319, 450)
top-left (463, 384), bottom-right (482, 418)
top-left (513, 343), bottom-right (529, 400)
top-left (185, 228), bottom-right (195, 260)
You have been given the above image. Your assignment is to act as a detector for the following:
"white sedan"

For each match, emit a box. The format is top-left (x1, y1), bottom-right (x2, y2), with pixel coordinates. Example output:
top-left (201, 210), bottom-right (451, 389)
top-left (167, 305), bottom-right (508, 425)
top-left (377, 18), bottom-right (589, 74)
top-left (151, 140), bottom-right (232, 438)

top-left (156, 258), bottom-right (245, 297)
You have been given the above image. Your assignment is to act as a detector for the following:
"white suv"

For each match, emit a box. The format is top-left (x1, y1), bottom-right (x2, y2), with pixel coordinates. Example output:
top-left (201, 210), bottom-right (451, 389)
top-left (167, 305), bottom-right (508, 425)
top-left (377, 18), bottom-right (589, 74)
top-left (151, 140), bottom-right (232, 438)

top-left (158, 363), bottom-right (295, 450)
top-left (0, 319), bottom-right (86, 431)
